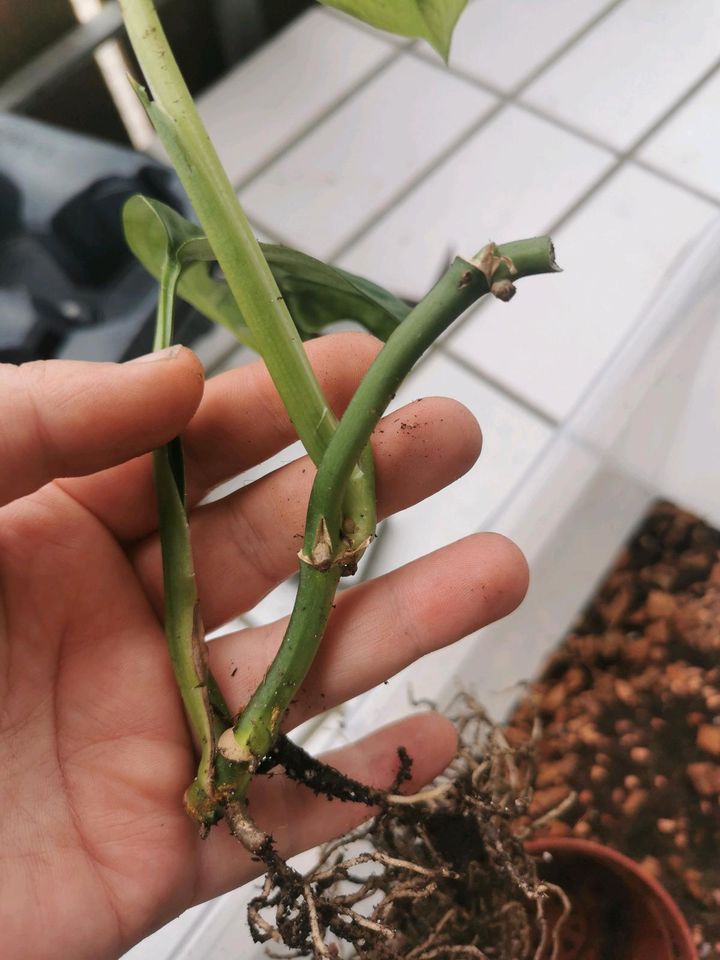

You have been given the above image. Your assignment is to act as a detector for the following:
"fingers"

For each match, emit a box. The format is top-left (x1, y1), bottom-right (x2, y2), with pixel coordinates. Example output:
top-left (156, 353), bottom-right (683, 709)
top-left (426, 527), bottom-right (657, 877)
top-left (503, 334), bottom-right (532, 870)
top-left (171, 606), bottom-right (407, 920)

top-left (132, 396), bottom-right (483, 628)
top-left (192, 712), bottom-right (457, 902)
top-left (0, 348), bottom-right (203, 508)
top-left (59, 332), bottom-right (383, 541)
top-left (208, 533), bottom-right (528, 729)
top-left (194, 534), bottom-right (523, 901)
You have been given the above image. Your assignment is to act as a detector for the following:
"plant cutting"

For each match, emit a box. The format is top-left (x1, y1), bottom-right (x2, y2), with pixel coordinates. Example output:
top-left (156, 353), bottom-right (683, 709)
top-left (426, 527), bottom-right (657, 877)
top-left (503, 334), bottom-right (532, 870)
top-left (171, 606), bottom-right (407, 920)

top-left (0, 3), bottom-right (704, 960)
top-left (108, 1), bottom-right (692, 957)
top-left (0, 3), bottom-right (555, 957)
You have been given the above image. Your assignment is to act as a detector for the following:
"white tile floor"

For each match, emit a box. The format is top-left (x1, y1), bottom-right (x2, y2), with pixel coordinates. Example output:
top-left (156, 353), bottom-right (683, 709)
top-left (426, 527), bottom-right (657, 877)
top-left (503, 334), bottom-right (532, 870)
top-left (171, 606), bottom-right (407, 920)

top-left (126, 1), bottom-right (720, 955)
top-left (240, 56), bottom-right (497, 258)
top-left (336, 104), bottom-right (614, 298)
top-left (522, 0), bottom-right (720, 151)
top-left (424, 0), bottom-right (614, 92)
top-left (448, 163), bottom-right (717, 420)
top-left (639, 66), bottom-right (720, 203)
top-left (193, 9), bottom-right (394, 187)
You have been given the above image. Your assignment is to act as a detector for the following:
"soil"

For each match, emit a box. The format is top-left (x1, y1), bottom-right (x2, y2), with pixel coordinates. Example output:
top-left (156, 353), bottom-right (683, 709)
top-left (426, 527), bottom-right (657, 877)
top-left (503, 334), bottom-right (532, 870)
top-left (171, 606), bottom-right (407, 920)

top-left (506, 500), bottom-right (720, 958)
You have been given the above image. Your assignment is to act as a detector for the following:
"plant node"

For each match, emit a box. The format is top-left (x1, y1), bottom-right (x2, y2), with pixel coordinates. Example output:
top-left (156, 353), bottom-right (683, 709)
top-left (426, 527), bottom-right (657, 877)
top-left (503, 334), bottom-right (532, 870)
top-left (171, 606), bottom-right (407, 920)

top-left (471, 242), bottom-right (519, 284)
top-left (298, 516), bottom-right (334, 571)
top-left (338, 533), bottom-right (374, 576)
top-left (491, 278), bottom-right (517, 301)
top-left (217, 726), bottom-right (257, 766)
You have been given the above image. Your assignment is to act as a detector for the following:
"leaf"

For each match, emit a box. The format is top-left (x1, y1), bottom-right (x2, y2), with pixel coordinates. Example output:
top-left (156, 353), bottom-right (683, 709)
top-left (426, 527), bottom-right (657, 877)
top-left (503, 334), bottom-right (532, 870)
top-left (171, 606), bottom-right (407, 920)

top-left (124, 196), bottom-right (409, 343)
top-left (318, 0), bottom-right (468, 60)
top-left (264, 244), bottom-right (410, 341)
top-left (123, 194), bottom-right (256, 348)
top-left (123, 192), bottom-right (214, 265)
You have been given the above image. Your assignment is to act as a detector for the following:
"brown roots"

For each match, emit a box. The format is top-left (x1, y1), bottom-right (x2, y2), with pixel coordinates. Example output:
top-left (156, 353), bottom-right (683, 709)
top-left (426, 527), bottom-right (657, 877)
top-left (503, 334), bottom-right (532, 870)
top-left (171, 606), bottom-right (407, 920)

top-left (239, 698), bottom-right (569, 959)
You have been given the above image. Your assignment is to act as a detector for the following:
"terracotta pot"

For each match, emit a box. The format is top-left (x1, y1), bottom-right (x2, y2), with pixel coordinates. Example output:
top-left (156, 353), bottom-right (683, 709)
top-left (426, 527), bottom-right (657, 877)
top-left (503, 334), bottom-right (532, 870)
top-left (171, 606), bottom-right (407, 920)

top-left (525, 837), bottom-right (697, 960)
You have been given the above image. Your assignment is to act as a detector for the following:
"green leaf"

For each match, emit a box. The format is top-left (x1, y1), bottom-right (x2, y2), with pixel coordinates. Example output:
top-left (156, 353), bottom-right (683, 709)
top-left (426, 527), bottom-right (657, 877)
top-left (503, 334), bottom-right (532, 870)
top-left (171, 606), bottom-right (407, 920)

top-left (123, 192), bottom-right (214, 265)
top-left (318, 0), bottom-right (468, 60)
top-left (123, 194), bottom-right (256, 348)
top-left (264, 244), bottom-right (410, 341)
top-left (124, 196), bottom-right (409, 344)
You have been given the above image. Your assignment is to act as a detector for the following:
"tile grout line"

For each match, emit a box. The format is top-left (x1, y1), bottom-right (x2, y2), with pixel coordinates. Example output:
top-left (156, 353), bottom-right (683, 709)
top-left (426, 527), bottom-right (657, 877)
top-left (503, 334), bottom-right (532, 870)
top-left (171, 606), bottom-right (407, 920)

top-left (235, 0), bottom-right (629, 421)
top-left (248, 96), bottom-right (720, 442)
top-left (246, 86), bottom-right (506, 256)
top-left (325, 0), bottom-right (629, 262)
top-left (517, 60), bottom-right (720, 205)
top-left (440, 342), bottom-right (559, 428)
top-left (443, 51), bottom-right (720, 349)
top-left (329, 0), bottom-right (720, 264)
top-left (325, 96), bottom-right (508, 262)
top-left (223, 10), bottom-right (717, 633)
top-left (479, 425), bottom-right (559, 534)
top-left (230, 44), bottom-right (404, 192)
top-left (415, 0), bottom-right (629, 97)
top-left (239, 0), bottom-right (717, 264)
top-left (226, 3), bottom-right (719, 447)
top-left (411, 13), bottom-right (720, 210)
top-left (524, 55), bottom-right (720, 241)
top-left (512, 98), bottom-right (720, 209)
top-left (136, 4), bottom-right (720, 952)
top-left (247, 51), bottom-right (720, 427)
top-left (446, 51), bottom-right (720, 430)
top-left (632, 157), bottom-right (720, 208)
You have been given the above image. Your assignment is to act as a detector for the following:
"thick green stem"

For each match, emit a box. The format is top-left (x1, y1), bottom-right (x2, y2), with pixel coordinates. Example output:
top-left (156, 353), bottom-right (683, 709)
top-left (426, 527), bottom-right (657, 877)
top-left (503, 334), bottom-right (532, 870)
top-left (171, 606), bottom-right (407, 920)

top-left (218, 562), bottom-right (341, 772)
top-left (222, 238), bottom-right (559, 780)
top-left (304, 238), bottom-right (558, 555)
top-left (118, 0), bottom-right (375, 553)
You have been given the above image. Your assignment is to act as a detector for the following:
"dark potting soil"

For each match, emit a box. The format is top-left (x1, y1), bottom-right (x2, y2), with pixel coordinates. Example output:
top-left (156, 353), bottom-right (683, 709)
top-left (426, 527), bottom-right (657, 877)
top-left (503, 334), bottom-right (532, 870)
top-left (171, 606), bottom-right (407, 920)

top-left (507, 500), bottom-right (720, 958)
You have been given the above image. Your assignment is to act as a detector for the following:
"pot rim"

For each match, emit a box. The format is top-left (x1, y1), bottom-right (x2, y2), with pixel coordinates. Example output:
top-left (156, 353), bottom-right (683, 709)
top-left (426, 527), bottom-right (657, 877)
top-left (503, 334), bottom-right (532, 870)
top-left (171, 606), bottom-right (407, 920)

top-left (526, 835), bottom-right (697, 960)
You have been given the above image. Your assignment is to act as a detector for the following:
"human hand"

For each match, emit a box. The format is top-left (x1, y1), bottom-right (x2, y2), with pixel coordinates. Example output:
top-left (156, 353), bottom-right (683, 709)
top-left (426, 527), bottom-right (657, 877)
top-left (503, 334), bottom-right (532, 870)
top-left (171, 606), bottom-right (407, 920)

top-left (0, 333), bottom-right (527, 959)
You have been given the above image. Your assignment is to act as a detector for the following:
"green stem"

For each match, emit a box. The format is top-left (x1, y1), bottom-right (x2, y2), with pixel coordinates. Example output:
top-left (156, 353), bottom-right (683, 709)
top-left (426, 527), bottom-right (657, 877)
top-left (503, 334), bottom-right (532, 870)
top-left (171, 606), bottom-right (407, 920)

top-left (153, 259), bottom-right (215, 799)
top-left (304, 238), bottom-right (558, 555)
top-left (218, 562), bottom-right (341, 774)
top-left (222, 238), bottom-right (559, 778)
top-left (152, 259), bottom-right (180, 352)
top-left (118, 0), bottom-right (375, 553)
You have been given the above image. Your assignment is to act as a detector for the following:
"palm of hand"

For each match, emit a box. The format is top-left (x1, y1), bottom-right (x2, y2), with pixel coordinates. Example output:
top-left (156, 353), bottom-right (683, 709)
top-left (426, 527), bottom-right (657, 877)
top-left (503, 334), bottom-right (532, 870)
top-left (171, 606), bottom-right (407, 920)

top-left (0, 337), bottom-right (526, 960)
top-left (0, 486), bottom-right (200, 957)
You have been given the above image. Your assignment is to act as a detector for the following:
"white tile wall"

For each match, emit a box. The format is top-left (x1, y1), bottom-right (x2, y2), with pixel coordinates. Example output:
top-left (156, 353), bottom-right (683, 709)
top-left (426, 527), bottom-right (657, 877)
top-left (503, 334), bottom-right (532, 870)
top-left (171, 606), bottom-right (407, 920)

top-left (522, 0), bottom-right (720, 151)
top-left (443, 0), bottom-right (614, 92)
top-left (240, 56), bottom-right (497, 259)
top-left (448, 164), bottom-right (718, 420)
top-left (337, 105), bottom-right (612, 300)
top-left (193, 9), bottom-right (393, 187)
top-left (639, 66), bottom-right (720, 202)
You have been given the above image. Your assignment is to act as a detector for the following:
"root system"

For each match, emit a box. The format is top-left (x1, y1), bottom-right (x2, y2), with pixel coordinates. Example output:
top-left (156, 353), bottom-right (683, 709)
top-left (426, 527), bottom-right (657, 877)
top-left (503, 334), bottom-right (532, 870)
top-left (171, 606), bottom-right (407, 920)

top-left (246, 700), bottom-right (568, 960)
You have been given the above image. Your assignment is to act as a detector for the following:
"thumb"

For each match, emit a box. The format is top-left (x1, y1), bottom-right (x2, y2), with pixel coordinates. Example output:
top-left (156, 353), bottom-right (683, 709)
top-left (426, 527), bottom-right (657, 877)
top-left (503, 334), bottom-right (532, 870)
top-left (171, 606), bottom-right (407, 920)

top-left (0, 346), bottom-right (204, 508)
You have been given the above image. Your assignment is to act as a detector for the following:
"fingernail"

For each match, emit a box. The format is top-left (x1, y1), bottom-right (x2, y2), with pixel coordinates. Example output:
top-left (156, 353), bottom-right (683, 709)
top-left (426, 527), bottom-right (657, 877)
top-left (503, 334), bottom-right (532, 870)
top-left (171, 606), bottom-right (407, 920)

top-left (129, 345), bottom-right (183, 363)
